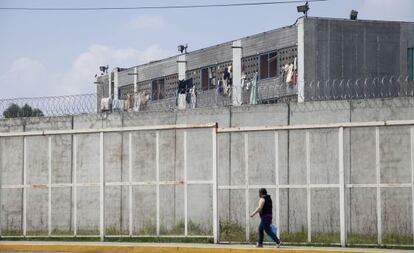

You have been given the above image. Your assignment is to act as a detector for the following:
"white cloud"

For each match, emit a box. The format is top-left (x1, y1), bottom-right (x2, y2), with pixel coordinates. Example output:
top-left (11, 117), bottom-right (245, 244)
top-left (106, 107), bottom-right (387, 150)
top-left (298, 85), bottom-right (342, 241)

top-left (361, 0), bottom-right (414, 21)
top-left (0, 57), bottom-right (49, 98)
top-left (59, 44), bottom-right (174, 95)
top-left (128, 15), bottom-right (166, 30)
top-left (0, 44), bottom-right (175, 98)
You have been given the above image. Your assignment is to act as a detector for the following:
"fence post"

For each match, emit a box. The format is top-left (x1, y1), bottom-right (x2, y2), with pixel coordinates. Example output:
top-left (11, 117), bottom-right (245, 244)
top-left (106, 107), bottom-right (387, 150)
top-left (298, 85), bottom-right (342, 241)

top-left (275, 132), bottom-right (280, 238)
top-left (184, 130), bottom-right (188, 236)
top-left (128, 132), bottom-right (133, 237)
top-left (156, 131), bottom-right (160, 237)
top-left (411, 127), bottom-right (414, 243)
top-left (244, 133), bottom-right (250, 242)
top-left (0, 138), bottom-right (2, 237)
top-left (375, 127), bottom-right (382, 245)
top-left (73, 135), bottom-right (77, 237)
top-left (99, 132), bottom-right (105, 241)
top-left (23, 137), bottom-right (27, 237)
top-left (212, 126), bottom-right (218, 243)
top-left (48, 136), bottom-right (52, 236)
top-left (338, 127), bottom-right (346, 247)
top-left (306, 131), bottom-right (311, 243)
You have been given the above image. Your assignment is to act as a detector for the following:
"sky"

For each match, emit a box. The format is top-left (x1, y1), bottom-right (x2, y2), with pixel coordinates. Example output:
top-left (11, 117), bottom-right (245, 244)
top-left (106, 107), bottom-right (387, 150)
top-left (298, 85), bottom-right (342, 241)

top-left (0, 0), bottom-right (413, 99)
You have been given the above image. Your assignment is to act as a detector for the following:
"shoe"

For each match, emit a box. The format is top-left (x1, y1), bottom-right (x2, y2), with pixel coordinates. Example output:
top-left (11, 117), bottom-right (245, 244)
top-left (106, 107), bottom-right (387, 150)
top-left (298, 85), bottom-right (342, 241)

top-left (255, 243), bottom-right (263, 248)
top-left (276, 241), bottom-right (282, 248)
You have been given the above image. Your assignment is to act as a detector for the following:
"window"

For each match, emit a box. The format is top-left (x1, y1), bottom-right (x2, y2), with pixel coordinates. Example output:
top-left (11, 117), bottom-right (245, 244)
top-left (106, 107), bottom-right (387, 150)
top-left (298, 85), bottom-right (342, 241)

top-left (408, 48), bottom-right (413, 81)
top-left (151, 78), bottom-right (165, 100)
top-left (201, 66), bottom-right (216, 91)
top-left (260, 51), bottom-right (278, 80)
top-left (201, 68), bottom-right (209, 91)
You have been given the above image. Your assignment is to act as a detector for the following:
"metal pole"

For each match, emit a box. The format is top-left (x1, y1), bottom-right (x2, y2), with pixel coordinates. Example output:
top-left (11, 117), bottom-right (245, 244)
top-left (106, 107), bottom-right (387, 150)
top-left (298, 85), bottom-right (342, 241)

top-left (245, 133), bottom-right (250, 242)
top-left (275, 132), bottom-right (280, 238)
top-left (375, 127), bottom-right (382, 245)
top-left (128, 132), bottom-right (133, 237)
top-left (184, 130), bottom-right (188, 236)
top-left (73, 135), bottom-right (77, 236)
top-left (411, 127), bottom-right (414, 243)
top-left (212, 127), bottom-right (218, 243)
top-left (156, 131), bottom-right (160, 237)
top-left (100, 132), bottom-right (105, 241)
top-left (48, 136), bottom-right (52, 236)
top-left (23, 137), bottom-right (27, 237)
top-left (338, 127), bottom-right (346, 247)
top-left (306, 131), bottom-right (311, 243)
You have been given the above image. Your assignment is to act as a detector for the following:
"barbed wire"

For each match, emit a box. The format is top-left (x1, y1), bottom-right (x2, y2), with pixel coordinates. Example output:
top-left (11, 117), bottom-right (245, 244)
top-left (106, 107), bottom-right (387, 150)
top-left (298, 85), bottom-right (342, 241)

top-left (300, 75), bottom-right (413, 102)
top-left (0, 93), bottom-right (97, 119)
top-left (1, 76), bottom-right (413, 119)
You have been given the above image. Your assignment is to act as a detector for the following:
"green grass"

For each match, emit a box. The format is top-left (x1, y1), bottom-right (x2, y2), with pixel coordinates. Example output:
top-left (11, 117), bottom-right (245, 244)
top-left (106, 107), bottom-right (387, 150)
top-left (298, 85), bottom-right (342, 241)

top-left (137, 220), bottom-right (156, 235)
top-left (383, 233), bottom-right (413, 245)
top-left (347, 233), bottom-right (378, 244)
top-left (312, 233), bottom-right (340, 243)
top-left (26, 230), bottom-right (48, 236)
top-left (188, 220), bottom-right (211, 236)
top-left (160, 221), bottom-right (185, 235)
top-left (219, 220), bottom-right (245, 242)
top-left (1, 229), bottom-right (22, 236)
top-left (51, 229), bottom-right (74, 236)
top-left (105, 226), bottom-right (128, 235)
top-left (76, 228), bottom-right (100, 236)
top-left (105, 237), bottom-right (213, 244)
top-left (280, 226), bottom-right (308, 242)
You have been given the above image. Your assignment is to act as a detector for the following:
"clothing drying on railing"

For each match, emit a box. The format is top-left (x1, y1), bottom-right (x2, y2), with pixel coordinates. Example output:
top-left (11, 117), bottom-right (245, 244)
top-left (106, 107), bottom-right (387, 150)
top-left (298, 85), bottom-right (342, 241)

top-left (282, 57), bottom-right (297, 85)
top-left (133, 92), bottom-right (150, 112)
top-left (216, 66), bottom-right (233, 97)
top-left (177, 78), bottom-right (196, 110)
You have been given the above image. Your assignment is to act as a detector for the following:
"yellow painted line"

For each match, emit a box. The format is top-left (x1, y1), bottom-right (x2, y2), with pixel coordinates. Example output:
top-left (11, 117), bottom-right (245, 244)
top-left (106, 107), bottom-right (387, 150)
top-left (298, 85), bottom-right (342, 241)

top-left (0, 243), bottom-right (382, 253)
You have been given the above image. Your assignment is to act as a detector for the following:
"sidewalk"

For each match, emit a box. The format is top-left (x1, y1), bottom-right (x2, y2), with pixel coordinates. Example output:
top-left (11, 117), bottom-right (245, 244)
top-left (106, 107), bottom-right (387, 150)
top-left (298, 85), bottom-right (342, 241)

top-left (0, 241), bottom-right (412, 253)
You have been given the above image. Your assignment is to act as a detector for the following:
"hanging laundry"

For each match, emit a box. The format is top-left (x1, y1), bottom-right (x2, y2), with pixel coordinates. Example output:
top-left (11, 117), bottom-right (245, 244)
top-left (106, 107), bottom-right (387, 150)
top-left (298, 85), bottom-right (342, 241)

top-left (223, 78), bottom-right (229, 96)
top-left (283, 64), bottom-right (294, 84)
top-left (133, 93), bottom-right (141, 112)
top-left (177, 94), bottom-right (186, 110)
top-left (112, 98), bottom-right (122, 111)
top-left (190, 86), bottom-right (197, 109)
top-left (241, 71), bottom-right (247, 88)
top-left (178, 80), bottom-right (187, 94)
top-left (250, 72), bottom-right (258, 105)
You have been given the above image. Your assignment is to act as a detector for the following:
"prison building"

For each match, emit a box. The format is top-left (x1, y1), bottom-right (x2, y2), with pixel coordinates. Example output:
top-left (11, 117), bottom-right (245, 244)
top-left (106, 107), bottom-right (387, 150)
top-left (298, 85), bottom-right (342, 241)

top-left (95, 16), bottom-right (414, 110)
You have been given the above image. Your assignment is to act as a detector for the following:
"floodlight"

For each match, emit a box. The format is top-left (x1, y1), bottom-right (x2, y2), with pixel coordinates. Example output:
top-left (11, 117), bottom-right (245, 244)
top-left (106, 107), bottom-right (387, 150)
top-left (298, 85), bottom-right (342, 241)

top-left (297, 2), bottom-right (309, 17)
top-left (99, 65), bottom-right (109, 73)
top-left (177, 44), bottom-right (188, 54)
top-left (350, 10), bottom-right (358, 20)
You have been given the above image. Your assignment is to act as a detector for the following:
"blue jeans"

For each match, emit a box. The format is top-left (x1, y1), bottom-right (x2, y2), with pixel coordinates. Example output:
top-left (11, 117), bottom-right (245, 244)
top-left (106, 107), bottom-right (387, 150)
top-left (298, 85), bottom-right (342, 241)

top-left (258, 217), bottom-right (280, 245)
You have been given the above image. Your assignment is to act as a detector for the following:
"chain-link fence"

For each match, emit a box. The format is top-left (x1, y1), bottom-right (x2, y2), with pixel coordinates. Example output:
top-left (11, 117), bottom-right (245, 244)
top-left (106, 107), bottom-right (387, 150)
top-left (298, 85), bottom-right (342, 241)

top-left (0, 94), bottom-right (97, 119)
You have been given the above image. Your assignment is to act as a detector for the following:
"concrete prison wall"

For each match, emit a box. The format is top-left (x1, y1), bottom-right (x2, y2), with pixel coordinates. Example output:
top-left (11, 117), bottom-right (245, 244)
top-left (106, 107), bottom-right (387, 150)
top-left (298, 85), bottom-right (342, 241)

top-left (1, 97), bottom-right (414, 245)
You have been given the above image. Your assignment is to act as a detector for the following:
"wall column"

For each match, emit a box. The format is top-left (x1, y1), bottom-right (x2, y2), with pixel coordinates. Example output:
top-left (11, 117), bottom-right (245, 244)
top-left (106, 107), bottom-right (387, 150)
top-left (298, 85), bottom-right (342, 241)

top-left (133, 67), bottom-right (138, 94)
top-left (113, 68), bottom-right (119, 100)
top-left (297, 17), bottom-right (305, 103)
top-left (232, 40), bottom-right (243, 106)
top-left (178, 54), bottom-right (187, 81)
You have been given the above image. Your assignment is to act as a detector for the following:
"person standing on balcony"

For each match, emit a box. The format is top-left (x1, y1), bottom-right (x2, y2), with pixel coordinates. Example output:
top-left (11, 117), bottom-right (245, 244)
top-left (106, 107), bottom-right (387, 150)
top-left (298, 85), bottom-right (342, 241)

top-left (250, 188), bottom-right (281, 248)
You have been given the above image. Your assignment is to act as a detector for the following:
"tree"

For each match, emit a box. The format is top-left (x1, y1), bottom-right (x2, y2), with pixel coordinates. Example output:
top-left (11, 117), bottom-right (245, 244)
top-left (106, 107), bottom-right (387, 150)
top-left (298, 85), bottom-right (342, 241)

top-left (3, 103), bottom-right (44, 118)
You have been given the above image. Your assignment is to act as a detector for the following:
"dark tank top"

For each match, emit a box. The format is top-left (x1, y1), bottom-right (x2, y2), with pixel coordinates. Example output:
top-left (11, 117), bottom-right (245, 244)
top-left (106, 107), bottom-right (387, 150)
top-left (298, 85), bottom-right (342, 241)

top-left (260, 195), bottom-right (273, 218)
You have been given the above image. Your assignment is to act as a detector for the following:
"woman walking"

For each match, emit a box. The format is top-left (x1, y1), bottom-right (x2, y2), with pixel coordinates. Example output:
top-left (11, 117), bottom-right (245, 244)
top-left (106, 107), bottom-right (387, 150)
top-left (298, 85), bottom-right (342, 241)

top-left (250, 188), bottom-right (281, 248)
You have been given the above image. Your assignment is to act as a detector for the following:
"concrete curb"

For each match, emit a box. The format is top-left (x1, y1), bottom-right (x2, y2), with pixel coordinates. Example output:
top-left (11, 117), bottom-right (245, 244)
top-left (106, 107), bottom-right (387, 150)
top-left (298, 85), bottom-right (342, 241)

top-left (0, 243), bottom-right (384, 253)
